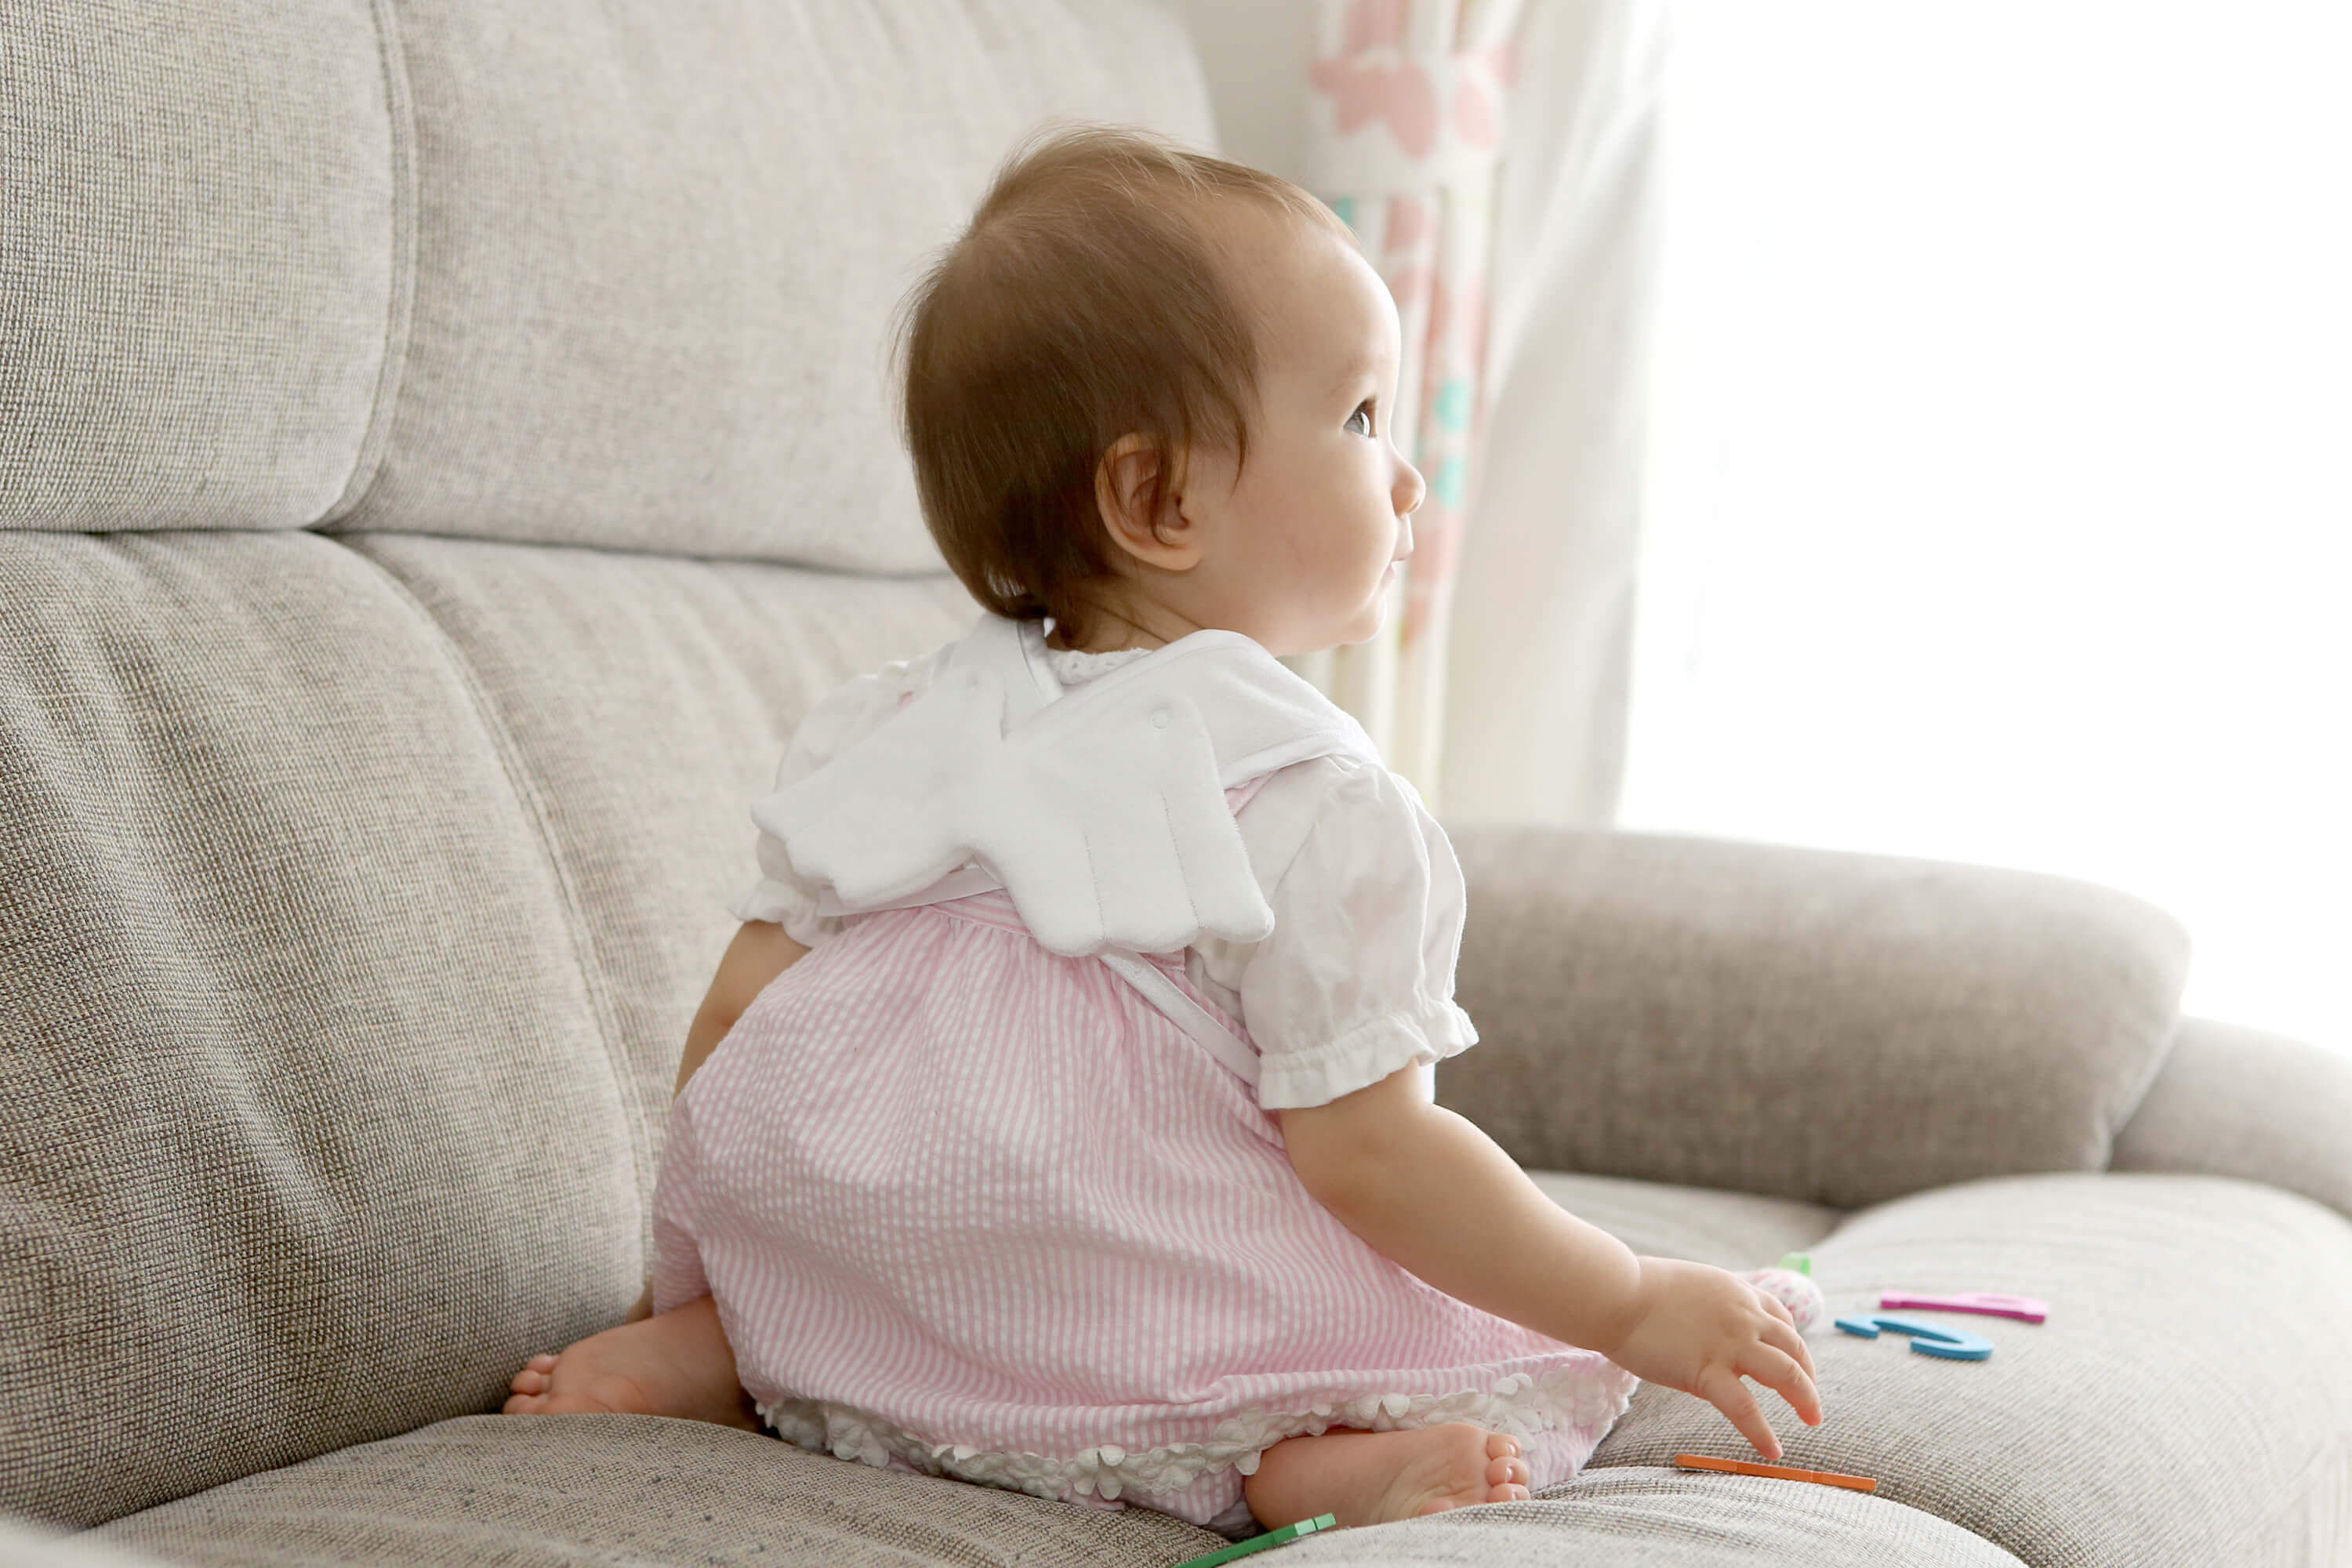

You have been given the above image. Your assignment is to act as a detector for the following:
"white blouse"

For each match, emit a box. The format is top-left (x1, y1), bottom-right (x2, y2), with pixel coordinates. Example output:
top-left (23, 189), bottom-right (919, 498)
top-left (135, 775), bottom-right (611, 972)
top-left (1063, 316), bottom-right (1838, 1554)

top-left (731, 641), bottom-right (1479, 1111)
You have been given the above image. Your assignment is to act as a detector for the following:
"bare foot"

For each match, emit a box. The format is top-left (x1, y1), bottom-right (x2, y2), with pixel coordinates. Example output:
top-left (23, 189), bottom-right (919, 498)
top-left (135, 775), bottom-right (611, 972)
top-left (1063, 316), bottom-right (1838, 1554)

top-left (1243, 1422), bottom-right (1533, 1532)
top-left (503, 1292), bottom-right (763, 1433)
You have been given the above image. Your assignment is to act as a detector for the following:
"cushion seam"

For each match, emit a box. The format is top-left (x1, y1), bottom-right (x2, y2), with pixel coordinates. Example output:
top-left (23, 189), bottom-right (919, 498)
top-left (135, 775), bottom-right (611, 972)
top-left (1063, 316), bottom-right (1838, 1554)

top-left (314, 0), bottom-right (417, 527)
top-left (319, 532), bottom-right (652, 1255)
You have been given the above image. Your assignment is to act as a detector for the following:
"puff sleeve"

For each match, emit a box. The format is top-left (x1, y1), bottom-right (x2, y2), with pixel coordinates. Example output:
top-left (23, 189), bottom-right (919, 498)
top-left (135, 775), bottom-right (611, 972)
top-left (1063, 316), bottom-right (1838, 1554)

top-left (1240, 759), bottom-right (1480, 1111)
top-left (728, 654), bottom-right (938, 946)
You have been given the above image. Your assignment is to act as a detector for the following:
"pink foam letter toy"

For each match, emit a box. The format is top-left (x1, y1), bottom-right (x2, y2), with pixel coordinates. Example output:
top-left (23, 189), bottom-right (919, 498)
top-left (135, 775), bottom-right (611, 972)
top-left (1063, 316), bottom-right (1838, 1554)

top-left (1878, 1291), bottom-right (2047, 1323)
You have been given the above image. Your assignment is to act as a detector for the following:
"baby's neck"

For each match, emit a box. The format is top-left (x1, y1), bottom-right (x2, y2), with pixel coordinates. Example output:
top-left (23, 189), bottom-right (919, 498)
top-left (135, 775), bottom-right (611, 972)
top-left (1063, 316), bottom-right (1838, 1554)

top-left (1044, 626), bottom-right (1168, 655)
top-left (1045, 596), bottom-right (1200, 655)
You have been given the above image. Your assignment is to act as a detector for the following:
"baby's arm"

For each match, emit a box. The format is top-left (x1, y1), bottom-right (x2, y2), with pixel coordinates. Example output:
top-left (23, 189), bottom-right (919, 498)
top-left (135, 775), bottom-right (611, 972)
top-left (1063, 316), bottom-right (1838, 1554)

top-left (624, 920), bottom-right (812, 1323)
top-left (1279, 1066), bottom-right (1645, 1348)
top-left (671, 920), bottom-right (812, 1097)
top-left (1279, 1066), bottom-right (1821, 1458)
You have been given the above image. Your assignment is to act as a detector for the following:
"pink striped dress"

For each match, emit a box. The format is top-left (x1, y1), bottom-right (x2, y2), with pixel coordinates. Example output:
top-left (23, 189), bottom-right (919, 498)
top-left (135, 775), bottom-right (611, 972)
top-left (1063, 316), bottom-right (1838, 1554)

top-left (651, 639), bottom-right (1637, 1541)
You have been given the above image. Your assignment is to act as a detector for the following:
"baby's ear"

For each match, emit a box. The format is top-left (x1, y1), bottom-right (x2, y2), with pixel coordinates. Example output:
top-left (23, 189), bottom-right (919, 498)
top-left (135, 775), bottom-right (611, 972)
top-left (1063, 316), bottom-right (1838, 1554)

top-left (1094, 434), bottom-right (1196, 567)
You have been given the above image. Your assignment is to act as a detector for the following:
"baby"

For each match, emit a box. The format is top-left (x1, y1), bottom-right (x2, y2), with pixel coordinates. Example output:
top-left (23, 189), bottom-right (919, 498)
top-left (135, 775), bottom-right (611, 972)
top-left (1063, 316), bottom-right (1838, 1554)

top-left (503, 123), bottom-right (1822, 1541)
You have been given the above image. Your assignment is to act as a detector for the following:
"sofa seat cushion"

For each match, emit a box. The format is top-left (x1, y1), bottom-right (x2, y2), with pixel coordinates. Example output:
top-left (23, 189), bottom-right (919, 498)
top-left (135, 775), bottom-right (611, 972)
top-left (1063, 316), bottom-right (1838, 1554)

top-left (1524, 1168), bottom-right (1842, 1273)
top-left (87, 1414), bottom-right (1218, 1568)
top-left (85, 1424), bottom-right (2021, 1568)
top-left (1374, 1466), bottom-right (2021, 1565)
top-left (1592, 1171), bottom-right (2352, 1567)
top-left (90, 1171), bottom-right (2350, 1564)
top-left (79, 1174), bottom-right (1983, 1568)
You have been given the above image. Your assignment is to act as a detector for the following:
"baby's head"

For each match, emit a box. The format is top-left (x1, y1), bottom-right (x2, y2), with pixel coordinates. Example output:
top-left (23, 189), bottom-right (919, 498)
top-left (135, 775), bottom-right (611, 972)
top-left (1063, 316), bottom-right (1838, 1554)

top-left (897, 123), bottom-right (1424, 659)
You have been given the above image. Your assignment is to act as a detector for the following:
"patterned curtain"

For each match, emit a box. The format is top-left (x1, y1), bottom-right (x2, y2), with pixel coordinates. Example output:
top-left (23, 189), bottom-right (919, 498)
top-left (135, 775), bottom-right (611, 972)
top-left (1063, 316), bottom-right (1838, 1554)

top-left (1280, 0), bottom-right (1523, 811)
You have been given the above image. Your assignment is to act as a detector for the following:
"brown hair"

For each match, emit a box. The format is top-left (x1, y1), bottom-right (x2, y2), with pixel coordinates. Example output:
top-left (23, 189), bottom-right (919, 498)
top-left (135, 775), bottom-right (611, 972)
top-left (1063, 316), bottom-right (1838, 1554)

top-left (893, 122), bottom-right (1359, 648)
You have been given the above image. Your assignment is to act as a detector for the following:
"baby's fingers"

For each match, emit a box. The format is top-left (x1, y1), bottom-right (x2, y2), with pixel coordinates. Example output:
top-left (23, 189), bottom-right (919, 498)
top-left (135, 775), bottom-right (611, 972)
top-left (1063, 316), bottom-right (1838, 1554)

top-left (1763, 1313), bottom-right (1817, 1385)
top-left (1749, 1287), bottom-right (1819, 1373)
top-left (1697, 1366), bottom-right (1780, 1461)
top-left (1746, 1344), bottom-right (1824, 1428)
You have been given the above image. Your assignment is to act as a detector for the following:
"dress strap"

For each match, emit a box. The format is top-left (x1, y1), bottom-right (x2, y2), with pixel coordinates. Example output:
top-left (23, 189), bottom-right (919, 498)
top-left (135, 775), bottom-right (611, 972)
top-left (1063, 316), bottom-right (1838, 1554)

top-left (809, 760), bottom-right (1282, 1092)
top-left (1094, 950), bottom-right (1261, 1090)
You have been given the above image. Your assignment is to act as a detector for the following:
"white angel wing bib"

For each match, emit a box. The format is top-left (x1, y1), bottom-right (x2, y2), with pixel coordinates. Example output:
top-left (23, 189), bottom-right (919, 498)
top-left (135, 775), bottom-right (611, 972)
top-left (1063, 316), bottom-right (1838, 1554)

top-left (750, 612), bottom-right (1383, 957)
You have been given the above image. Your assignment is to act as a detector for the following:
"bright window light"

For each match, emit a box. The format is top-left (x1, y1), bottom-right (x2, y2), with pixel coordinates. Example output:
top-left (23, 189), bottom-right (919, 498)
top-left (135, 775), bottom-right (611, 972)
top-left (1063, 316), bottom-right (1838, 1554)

top-left (1622, 3), bottom-right (2352, 1052)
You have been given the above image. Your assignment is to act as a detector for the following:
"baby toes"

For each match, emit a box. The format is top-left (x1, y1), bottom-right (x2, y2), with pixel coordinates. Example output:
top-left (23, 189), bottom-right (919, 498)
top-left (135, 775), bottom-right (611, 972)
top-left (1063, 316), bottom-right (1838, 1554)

top-left (1487, 1454), bottom-right (1529, 1487)
top-left (510, 1359), bottom-right (556, 1396)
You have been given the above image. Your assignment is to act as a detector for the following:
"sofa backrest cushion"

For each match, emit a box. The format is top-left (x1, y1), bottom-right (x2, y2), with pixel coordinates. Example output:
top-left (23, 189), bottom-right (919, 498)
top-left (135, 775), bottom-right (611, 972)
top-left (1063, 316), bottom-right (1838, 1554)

top-left (0, 0), bottom-right (1210, 1529)
top-left (0, 1), bottom-right (398, 534)
top-left (0, 524), bottom-right (993, 1534)
top-left (0, 0), bottom-right (1213, 570)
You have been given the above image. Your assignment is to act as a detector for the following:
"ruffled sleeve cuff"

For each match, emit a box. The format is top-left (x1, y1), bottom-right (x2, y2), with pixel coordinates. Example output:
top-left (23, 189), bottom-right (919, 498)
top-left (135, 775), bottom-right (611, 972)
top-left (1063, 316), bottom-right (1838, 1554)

top-left (1256, 996), bottom-right (1480, 1112)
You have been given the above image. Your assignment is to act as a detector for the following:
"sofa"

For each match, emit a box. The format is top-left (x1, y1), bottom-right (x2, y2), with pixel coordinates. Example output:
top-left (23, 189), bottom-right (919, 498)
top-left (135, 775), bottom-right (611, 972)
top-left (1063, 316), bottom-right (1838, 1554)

top-left (3, 2), bottom-right (2348, 1564)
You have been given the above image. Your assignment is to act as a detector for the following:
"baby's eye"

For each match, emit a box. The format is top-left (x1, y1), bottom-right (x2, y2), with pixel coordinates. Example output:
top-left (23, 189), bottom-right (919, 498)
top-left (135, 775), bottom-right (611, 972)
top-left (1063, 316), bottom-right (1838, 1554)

top-left (1345, 401), bottom-right (1374, 437)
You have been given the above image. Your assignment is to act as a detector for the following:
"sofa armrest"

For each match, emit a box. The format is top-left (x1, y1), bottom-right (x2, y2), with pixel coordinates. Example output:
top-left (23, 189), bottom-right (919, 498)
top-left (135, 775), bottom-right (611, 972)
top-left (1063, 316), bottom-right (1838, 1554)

top-left (2111, 1016), bottom-right (2352, 1222)
top-left (1436, 826), bottom-right (2191, 1210)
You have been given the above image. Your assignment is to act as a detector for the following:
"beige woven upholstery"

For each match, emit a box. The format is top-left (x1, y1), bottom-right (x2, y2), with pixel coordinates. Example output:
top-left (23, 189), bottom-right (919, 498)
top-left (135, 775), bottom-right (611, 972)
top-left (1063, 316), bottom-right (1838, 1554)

top-left (3, 2), bottom-right (2346, 1563)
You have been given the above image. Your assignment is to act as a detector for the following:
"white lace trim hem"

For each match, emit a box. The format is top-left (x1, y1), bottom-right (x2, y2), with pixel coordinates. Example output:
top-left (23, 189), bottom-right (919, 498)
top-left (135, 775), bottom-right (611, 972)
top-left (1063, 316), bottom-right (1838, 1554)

top-left (1044, 644), bottom-right (1157, 685)
top-left (755, 1359), bottom-right (1639, 1507)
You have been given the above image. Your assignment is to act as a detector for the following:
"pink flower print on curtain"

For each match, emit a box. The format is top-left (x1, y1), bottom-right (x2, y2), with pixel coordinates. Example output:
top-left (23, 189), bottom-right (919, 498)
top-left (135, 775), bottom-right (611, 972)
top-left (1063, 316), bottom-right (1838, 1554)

top-left (1295, 0), bottom-right (1521, 811)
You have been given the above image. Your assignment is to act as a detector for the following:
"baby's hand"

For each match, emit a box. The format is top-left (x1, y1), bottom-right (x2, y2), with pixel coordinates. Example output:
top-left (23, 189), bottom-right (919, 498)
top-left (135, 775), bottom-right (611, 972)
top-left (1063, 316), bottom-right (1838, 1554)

top-left (1599, 1256), bottom-right (1824, 1459)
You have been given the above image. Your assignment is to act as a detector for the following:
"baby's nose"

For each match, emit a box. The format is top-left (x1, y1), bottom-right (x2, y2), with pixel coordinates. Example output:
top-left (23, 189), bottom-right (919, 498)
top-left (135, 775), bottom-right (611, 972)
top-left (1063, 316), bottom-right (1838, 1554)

top-left (1399, 464), bottom-right (1427, 514)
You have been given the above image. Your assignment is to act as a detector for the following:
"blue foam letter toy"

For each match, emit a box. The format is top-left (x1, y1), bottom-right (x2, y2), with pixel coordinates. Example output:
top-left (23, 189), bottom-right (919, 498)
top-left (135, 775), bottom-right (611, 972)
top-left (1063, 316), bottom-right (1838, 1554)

top-left (1833, 1312), bottom-right (1994, 1360)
